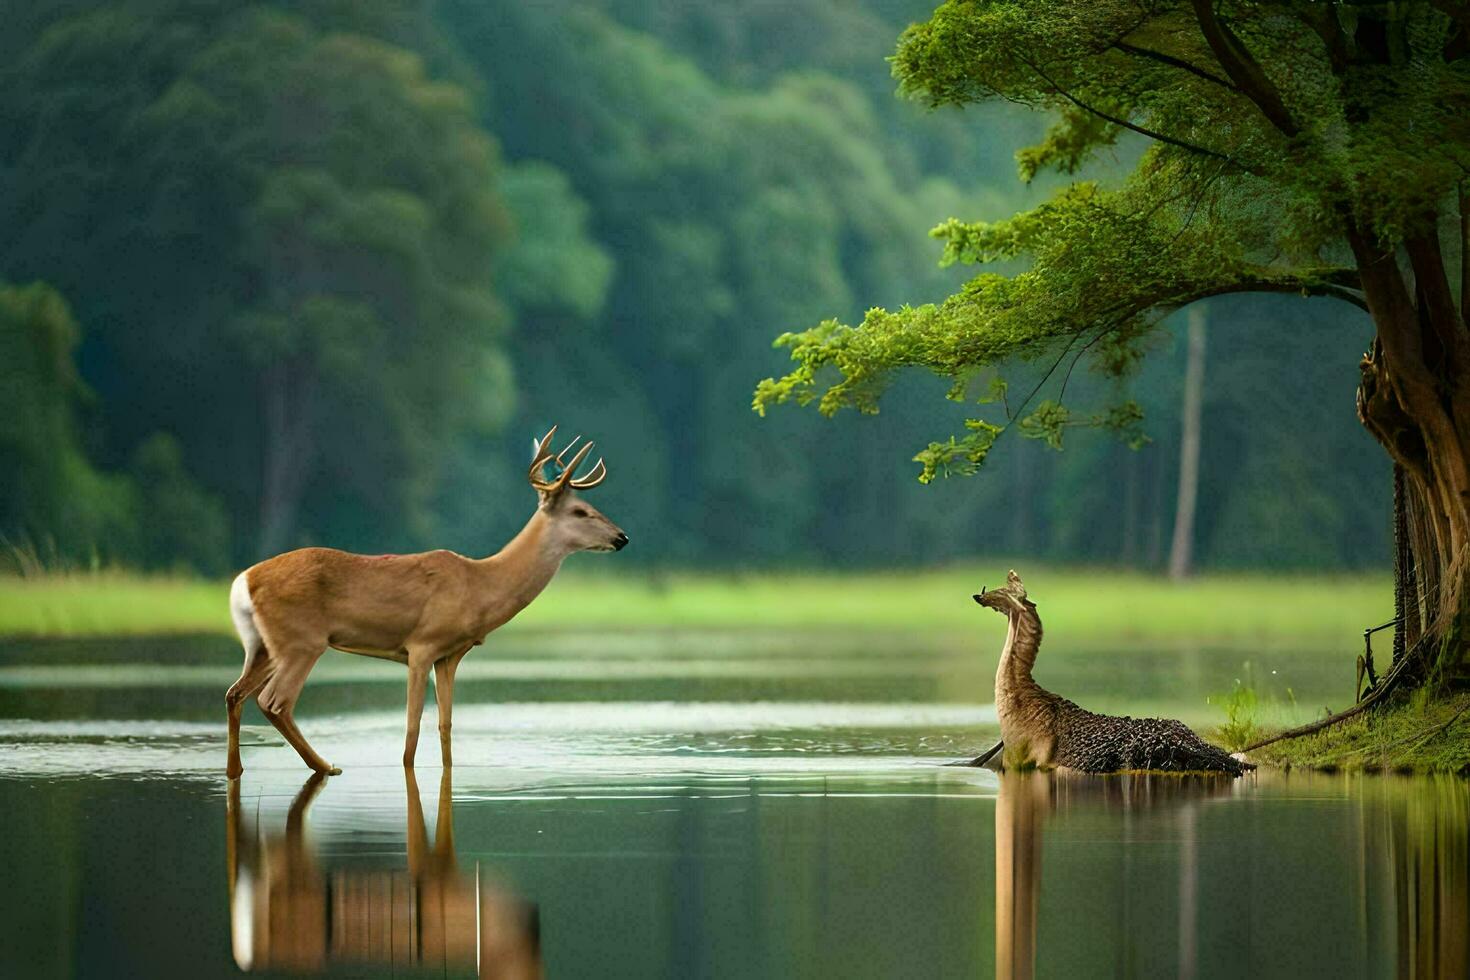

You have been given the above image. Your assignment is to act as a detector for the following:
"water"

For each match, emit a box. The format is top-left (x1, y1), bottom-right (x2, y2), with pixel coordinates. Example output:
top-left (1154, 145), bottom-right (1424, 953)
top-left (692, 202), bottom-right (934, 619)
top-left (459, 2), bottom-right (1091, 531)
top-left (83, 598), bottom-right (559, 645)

top-left (0, 630), bottom-right (1463, 978)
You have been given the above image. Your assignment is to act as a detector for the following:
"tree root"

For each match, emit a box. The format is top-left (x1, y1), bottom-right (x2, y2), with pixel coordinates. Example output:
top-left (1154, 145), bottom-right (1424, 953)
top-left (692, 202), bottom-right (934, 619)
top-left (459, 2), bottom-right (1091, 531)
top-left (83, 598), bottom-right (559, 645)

top-left (1240, 638), bottom-right (1424, 755)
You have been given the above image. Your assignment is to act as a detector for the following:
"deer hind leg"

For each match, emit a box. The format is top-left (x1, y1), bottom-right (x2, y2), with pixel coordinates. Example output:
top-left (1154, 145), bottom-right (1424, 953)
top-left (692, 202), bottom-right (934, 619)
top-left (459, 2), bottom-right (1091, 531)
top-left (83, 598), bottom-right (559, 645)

top-left (257, 645), bottom-right (339, 775)
top-left (226, 573), bottom-right (275, 778)
top-left (225, 653), bottom-right (273, 778)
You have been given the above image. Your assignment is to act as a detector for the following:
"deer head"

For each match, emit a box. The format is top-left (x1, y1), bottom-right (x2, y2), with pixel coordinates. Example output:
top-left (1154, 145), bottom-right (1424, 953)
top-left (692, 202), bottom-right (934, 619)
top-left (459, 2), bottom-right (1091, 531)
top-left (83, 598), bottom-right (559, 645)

top-left (973, 569), bottom-right (1031, 615)
top-left (529, 425), bottom-right (628, 553)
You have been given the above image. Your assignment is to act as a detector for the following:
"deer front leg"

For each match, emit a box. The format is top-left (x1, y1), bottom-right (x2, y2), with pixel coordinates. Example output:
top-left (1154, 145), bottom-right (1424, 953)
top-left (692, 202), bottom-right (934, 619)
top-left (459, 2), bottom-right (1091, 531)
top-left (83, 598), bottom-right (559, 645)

top-left (433, 651), bottom-right (467, 768)
top-left (404, 663), bottom-right (431, 767)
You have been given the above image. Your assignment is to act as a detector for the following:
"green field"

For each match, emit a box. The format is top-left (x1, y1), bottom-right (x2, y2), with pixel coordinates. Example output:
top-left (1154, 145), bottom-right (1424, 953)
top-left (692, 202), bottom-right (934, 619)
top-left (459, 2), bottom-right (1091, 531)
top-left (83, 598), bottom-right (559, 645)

top-left (0, 564), bottom-right (1394, 643)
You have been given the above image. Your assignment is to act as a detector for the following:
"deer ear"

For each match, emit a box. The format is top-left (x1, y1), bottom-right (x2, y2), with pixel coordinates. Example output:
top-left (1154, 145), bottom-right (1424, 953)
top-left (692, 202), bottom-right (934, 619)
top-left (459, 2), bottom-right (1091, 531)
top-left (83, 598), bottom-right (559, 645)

top-left (1007, 570), bottom-right (1027, 599)
top-left (531, 437), bottom-right (542, 459)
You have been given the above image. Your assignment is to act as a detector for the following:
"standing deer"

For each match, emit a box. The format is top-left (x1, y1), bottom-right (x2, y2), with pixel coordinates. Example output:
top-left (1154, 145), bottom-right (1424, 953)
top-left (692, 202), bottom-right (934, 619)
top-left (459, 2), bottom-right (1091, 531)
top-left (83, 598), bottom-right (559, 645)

top-left (225, 426), bottom-right (627, 777)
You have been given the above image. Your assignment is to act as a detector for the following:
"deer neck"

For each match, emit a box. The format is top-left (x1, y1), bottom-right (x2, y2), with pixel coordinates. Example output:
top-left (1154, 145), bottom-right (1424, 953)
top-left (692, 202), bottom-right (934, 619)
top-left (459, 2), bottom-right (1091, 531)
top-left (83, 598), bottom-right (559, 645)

top-left (472, 510), bottom-right (567, 631)
top-left (995, 602), bottom-right (1044, 699)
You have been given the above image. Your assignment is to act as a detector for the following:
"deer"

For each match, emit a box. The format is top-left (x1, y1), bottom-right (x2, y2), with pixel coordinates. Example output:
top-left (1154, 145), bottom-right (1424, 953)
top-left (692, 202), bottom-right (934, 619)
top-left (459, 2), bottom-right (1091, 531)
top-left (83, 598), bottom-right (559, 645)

top-left (225, 426), bottom-right (627, 778)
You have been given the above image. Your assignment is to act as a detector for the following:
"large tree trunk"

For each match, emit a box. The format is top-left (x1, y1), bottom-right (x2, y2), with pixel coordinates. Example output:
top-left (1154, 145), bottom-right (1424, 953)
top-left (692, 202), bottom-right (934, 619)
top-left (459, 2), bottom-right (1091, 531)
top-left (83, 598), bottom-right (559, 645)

top-left (1168, 305), bottom-right (1207, 581)
top-left (1352, 217), bottom-right (1470, 679)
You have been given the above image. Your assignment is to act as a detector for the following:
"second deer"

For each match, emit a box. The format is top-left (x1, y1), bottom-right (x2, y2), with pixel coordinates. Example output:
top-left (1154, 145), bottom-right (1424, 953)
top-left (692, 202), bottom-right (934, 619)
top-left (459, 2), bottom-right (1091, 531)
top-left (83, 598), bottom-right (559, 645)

top-left (225, 426), bottom-right (627, 776)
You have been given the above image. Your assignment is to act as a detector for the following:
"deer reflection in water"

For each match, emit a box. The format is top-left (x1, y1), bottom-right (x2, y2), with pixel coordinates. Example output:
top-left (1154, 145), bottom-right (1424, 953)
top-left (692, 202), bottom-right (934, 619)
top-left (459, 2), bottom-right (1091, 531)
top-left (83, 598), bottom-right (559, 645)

top-left (226, 769), bottom-right (540, 977)
top-left (994, 771), bottom-right (1470, 980)
top-left (995, 771), bottom-right (1239, 980)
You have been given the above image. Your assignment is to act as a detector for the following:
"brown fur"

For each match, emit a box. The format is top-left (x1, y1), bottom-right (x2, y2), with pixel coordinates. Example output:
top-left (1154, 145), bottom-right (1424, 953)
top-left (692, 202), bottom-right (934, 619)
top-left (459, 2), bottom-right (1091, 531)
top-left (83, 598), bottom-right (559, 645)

top-left (226, 486), bottom-right (625, 777)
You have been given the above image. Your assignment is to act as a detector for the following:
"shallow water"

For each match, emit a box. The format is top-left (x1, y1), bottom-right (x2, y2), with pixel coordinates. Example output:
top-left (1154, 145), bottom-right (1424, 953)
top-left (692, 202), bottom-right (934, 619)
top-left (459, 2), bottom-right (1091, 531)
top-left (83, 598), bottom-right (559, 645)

top-left (0, 631), bottom-right (1462, 978)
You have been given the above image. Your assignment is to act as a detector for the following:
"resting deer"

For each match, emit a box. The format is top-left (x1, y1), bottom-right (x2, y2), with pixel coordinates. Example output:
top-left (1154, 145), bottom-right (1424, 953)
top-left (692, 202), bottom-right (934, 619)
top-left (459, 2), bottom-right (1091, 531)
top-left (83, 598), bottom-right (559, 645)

top-left (974, 570), bottom-right (1249, 775)
top-left (225, 426), bottom-right (627, 777)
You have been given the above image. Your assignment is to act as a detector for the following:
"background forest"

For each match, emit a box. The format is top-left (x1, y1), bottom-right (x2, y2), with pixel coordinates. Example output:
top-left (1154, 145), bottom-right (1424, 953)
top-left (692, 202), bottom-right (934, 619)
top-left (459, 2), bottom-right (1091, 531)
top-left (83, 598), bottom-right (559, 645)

top-left (0, 0), bottom-right (1389, 574)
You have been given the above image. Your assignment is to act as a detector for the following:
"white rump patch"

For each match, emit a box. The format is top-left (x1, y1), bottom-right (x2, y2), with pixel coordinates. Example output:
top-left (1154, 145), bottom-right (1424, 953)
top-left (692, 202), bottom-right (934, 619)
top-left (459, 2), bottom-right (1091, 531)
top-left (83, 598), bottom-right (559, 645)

top-left (229, 572), bottom-right (263, 656)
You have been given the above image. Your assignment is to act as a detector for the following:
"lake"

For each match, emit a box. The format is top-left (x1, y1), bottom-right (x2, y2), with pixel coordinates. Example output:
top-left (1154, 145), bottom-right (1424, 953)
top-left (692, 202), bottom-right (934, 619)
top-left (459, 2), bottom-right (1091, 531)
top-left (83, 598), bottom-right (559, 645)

top-left (0, 630), bottom-right (1463, 978)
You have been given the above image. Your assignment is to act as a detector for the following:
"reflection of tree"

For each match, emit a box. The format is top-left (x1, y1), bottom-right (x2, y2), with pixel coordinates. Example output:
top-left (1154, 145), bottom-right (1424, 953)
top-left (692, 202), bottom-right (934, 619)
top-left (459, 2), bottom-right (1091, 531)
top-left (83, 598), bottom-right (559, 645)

top-left (225, 770), bottom-right (540, 977)
top-left (1364, 776), bottom-right (1468, 978)
top-left (993, 772), bottom-right (1235, 980)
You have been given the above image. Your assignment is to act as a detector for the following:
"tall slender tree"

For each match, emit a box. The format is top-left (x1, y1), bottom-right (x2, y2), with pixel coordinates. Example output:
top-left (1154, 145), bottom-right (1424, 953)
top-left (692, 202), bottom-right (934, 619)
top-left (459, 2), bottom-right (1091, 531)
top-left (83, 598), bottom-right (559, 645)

top-left (1168, 305), bottom-right (1207, 581)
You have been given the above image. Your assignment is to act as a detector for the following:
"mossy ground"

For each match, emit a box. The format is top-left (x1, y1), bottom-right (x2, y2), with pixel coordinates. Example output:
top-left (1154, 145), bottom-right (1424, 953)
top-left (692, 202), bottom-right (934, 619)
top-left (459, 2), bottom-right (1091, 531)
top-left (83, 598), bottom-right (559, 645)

top-left (1248, 690), bottom-right (1470, 774)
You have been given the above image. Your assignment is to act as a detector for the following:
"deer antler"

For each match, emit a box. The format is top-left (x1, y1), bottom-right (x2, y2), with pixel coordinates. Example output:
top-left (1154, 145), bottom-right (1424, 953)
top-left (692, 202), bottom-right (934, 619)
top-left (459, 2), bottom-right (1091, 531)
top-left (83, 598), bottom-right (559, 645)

top-left (571, 456), bottom-right (606, 489)
top-left (529, 425), bottom-right (559, 490)
top-left (528, 425), bottom-right (608, 492)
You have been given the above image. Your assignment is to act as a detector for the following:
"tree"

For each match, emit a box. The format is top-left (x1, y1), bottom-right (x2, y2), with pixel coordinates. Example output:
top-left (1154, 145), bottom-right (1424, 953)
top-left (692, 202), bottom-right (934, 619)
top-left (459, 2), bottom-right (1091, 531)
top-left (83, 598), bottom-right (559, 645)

top-left (1168, 304), bottom-right (1207, 581)
top-left (0, 282), bottom-right (131, 559)
top-left (756, 1), bottom-right (1470, 672)
top-left (0, 282), bottom-right (228, 571)
top-left (1, 2), bottom-right (512, 559)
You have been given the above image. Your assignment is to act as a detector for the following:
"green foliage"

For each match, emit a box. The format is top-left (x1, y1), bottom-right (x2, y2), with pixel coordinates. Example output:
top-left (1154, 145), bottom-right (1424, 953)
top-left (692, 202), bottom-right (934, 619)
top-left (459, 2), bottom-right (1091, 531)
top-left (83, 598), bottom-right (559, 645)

top-left (754, 0), bottom-right (1467, 487)
top-left (1, 0), bottom-right (515, 560)
top-left (496, 163), bottom-right (615, 319)
top-left (0, 282), bottom-right (230, 571)
top-left (0, 283), bottom-right (134, 559)
top-left (128, 434), bottom-right (231, 575)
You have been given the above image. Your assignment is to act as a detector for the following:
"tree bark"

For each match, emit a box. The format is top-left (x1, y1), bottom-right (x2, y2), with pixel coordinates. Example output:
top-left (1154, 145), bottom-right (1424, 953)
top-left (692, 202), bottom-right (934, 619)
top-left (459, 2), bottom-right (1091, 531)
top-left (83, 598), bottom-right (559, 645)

top-left (1351, 214), bottom-right (1470, 678)
top-left (1169, 305), bottom-right (1207, 581)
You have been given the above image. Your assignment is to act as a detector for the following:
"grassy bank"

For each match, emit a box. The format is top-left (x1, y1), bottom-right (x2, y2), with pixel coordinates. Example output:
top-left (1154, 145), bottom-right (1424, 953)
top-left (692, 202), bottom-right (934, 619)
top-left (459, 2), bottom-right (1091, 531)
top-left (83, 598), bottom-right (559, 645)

top-left (1249, 692), bottom-right (1470, 774)
top-left (0, 564), bottom-right (1393, 642)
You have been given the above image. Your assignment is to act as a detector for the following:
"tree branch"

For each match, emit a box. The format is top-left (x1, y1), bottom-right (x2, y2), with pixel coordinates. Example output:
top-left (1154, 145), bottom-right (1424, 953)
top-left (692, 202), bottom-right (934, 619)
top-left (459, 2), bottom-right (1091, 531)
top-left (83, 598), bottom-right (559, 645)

top-left (1404, 222), bottom-right (1470, 377)
top-left (1019, 57), bottom-right (1237, 164)
top-left (1200, 276), bottom-right (1370, 312)
top-left (1190, 0), bottom-right (1301, 137)
top-left (1111, 40), bottom-right (1237, 89)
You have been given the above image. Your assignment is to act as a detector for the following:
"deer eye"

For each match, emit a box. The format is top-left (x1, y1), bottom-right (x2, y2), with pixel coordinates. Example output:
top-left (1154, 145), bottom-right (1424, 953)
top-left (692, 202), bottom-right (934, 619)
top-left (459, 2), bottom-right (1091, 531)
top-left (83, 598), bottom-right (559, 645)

top-left (572, 508), bottom-right (589, 518)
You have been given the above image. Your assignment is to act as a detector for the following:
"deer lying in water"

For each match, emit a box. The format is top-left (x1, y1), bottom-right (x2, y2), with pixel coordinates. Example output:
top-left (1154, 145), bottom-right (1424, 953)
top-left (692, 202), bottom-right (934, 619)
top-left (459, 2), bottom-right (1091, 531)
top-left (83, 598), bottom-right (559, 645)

top-left (974, 570), bottom-right (1250, 776)
top-left (225, 426), bottom-right (626, 777)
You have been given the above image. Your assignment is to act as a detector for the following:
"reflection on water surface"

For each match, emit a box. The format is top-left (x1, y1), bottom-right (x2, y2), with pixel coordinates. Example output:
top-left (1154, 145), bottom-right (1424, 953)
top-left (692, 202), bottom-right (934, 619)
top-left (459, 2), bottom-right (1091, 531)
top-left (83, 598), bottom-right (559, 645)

top-left (227, 769), bottom-right (539, 977)
top-left (0, 632), bottom-right (1465, 977)
top-left (995, 771), bottom-right (1468, 979)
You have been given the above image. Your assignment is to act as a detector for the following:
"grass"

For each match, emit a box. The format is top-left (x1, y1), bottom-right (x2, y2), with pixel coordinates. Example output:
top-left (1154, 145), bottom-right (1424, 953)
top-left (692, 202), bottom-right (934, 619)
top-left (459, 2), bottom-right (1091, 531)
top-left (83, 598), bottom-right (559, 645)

top-left (0, 562), bottom-right (1393, 642)
top-left (1250, 690), bottom-right (1470, 774)
top-left (1209, 678), bottom-right (1263, 751)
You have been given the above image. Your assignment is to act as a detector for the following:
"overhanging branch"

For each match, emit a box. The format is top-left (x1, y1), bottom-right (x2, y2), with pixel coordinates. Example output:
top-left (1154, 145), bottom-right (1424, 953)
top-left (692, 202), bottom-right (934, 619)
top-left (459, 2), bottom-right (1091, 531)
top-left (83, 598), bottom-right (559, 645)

top-left (1019, 56), bottom-right (1238, 165)
top-left (1111, 40), bottom-right (1237, 89)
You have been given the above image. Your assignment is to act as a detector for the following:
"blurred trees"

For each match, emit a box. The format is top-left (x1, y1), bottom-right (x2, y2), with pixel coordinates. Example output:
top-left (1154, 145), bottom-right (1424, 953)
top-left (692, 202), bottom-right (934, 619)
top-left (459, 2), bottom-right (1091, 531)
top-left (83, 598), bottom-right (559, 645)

top-left (1, 1), bottom-right (512, 560)
top-left (0, 0), bottom-right (1391, 574)
top-left (0, 282), bottom-right (132, 561)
